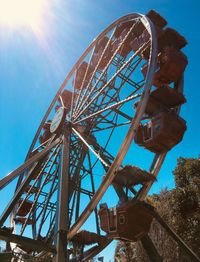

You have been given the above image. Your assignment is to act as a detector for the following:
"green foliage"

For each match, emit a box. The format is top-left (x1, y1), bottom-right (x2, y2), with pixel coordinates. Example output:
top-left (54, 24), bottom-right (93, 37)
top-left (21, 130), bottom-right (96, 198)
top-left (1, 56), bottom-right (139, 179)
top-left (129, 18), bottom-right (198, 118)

top-left (114, 241), bottom-right (136, 262)
top-left (171, 186), bottom-right (199, 216)
top-left (173, 157), bottom-right (200, 188)
top-left (171, 157), bottom-right (200, 257)
top-left (115, 156), bottom-right (200, 261)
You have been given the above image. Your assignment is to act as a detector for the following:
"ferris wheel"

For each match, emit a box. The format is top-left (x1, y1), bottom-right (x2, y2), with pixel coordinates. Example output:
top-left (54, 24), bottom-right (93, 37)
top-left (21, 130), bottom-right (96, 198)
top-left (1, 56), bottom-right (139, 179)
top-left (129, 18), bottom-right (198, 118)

top-left (0, 10), bottom-right (191, 262)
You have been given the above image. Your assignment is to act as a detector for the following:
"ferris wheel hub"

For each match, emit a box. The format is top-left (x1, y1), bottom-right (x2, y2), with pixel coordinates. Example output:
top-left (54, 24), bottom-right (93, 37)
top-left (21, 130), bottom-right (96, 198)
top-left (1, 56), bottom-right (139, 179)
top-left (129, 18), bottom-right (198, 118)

top-left (50, 106), bottom-right (66, 133)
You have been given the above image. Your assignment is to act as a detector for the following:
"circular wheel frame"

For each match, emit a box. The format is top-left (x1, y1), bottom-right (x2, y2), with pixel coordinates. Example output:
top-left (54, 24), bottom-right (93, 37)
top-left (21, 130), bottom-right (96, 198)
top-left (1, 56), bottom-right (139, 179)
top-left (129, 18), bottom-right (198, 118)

top-left (1, 12), bottom-right (184, 261)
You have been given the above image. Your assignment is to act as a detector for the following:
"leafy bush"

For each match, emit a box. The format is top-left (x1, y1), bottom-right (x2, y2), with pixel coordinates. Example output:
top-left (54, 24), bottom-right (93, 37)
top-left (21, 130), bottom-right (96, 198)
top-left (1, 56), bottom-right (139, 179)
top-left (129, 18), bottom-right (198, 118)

top-left (114, 157), bottom-right (200, 261)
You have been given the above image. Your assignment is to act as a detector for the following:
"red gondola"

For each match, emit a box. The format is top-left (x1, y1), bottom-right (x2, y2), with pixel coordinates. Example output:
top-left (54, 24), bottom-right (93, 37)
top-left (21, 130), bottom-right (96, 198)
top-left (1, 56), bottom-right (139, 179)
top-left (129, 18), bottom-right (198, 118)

top-left (142, 47), bottom-right (188, 87)
top-left (146, 10), bottom-right (167, 29)
top-left (130, 29), bottom-right (150, 54)
top-left (91, 36), bottom-right (113, 69)
top-left (113, 165), bottom-right (156, 187)
top-left (130, 10), bottom-right (167, 59)
top-left (112, 23), bottom-right (134, 58)
top-left (134, 85), bottom-right (186, 117)
top-left (99, 200), bottom-right (153, 241)
top-left (158, 27), bottom-right (187, 51)
top-left (74, 62), bottom-right (92, 90)
top-left (72, 230), bottom-right (106, 245)
top-left (134, 111), bottom-right (186, 153)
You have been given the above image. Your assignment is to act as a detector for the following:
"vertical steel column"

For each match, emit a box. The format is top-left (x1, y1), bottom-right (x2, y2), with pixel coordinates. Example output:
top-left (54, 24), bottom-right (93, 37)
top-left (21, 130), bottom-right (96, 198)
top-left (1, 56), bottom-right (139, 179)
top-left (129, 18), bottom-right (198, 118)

top-left (141, 235), bottom-right (163, 262)
top-left (54, 134), bottom-right (70, 262)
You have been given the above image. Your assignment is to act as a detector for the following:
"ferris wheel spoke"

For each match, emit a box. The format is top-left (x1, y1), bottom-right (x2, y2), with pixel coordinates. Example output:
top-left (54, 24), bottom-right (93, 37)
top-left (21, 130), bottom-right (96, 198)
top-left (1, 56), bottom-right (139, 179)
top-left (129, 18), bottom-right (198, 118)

top-left (95, 54), bottom-right (142, 103)
top-left (71, 48), bottom-right (96, 117)
top-left (69, 186), bottom-right (79, 226)
top-left (80, 27), bottom-right (144, 116)
top-left (59, 94), bottom-right (65, 108)
top-left (81, 131), bottom-right (115, 169)
top-left (30, 136), bottom-right (53, 154)
top-left (72, 29), bottom-right (116, 116)
top-left (74, 85), bottom-right (124, 125)
top-left (86, 86), bottom-right (120, 120)
top-left (87, 89), bottom-right (140, 130)
top-left (19, 144), bottom-right (61, 235)
top-left (73, 40), bottom-right (150, 121)
top-left (73, 23), bottom-right (136, 117)
top-left (68, 139), bottom-right (89, 206)
top-left (74, 93), bottom-right (141, 125)
top-left (72, 21), bottom-right (140, 118)
top-left (90, 143), bottom-right (116, 165)
top-left (87, 152), bottom-right (101, 235)
top-left (73, 47), bottom-right (146, 121)
top-left (86, 71), bottom-right (143, 120)
top-left (0, 143), bottom-right (61, 230)
top-left (72, 127), bottom-right (110, 168)
top-left (92, 120), bottom-right (131, 133)
top-left (36, 168), bottom-right (59, 239)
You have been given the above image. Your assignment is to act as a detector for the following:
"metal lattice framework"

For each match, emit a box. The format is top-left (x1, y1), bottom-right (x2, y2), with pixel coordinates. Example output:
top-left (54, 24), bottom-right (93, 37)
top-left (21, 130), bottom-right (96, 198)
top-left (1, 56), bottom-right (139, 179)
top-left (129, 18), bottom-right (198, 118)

top-left (0, 11), bottom-right (196, 262)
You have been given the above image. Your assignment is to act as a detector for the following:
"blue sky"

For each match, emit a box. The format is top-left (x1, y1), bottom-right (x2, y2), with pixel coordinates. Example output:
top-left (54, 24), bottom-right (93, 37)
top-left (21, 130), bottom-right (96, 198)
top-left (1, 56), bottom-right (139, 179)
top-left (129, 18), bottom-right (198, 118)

top-left (0, 0), bottom-right (200, 260)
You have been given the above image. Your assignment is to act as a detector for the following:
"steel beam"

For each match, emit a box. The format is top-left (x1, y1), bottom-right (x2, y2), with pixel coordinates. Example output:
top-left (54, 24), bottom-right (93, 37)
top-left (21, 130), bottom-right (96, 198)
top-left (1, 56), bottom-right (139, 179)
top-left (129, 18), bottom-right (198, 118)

top-left (54, 134), bottom-right (70, 262)
top-left (0, 228), bottom-right (55, 253)
top-left (141, 235), bottom-right (163, 262)
top-left (151, 208), bottom-right (200, 262)
top-left (0, 138), bottom-right (61, 191)
top-left (0, 139), bottom-right (61, 227)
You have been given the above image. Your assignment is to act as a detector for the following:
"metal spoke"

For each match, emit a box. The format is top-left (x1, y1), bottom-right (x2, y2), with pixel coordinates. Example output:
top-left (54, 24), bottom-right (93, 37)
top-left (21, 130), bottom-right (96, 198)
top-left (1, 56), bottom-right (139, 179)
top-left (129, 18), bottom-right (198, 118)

top-left (72, 30), bottom-right (116, 116)
top-left (74, 93), bottom-right (142, 124)
top-left (73, 22), bottom-right (136, 117)
top-left (93, 120), bottom-right (131, 133)
top-left (0, 138), bottom-right (61, 191)
top-left (19, 144), bottom-right (61, 235)
top-left (72, 127), bottom-right (110, 168)
top-left (73, 40), bottom-right (150, 121)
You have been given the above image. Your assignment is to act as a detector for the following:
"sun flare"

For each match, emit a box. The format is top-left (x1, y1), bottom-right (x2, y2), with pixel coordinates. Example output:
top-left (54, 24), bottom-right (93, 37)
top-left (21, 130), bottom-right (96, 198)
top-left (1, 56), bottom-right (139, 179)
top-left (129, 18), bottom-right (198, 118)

top-left (0, 0), bottom-right (47, 29)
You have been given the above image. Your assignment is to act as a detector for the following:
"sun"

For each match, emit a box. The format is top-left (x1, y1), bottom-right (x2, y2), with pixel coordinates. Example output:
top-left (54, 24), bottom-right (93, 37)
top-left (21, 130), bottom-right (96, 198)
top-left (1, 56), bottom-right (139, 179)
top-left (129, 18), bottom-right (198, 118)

top-left (0, 0), bottom-right (47, 29)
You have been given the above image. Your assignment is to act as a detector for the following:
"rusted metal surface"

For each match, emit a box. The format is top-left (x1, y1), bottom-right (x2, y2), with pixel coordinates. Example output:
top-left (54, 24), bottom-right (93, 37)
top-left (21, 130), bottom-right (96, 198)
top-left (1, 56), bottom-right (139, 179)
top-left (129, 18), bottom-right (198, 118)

top-left (99, 200), bottom-right (153, 241)
top-left (134, 111), bottom-right (186, 153)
